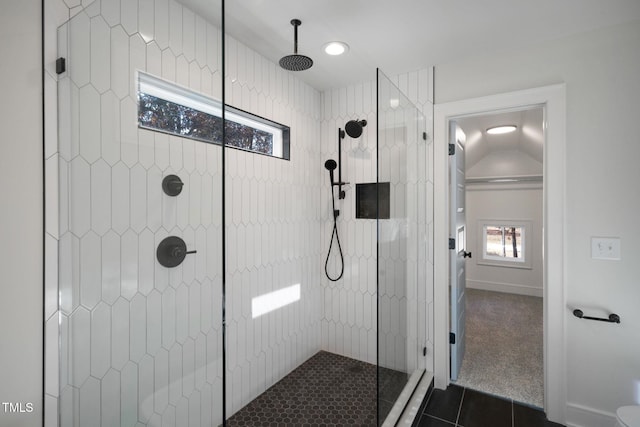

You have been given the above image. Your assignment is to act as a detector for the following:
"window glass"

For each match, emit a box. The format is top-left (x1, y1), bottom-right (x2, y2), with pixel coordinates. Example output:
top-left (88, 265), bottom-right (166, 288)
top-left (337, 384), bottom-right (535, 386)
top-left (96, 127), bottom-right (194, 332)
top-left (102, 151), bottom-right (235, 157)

top-left (484, 225), bottom-right (523, 260)
top-left (478, 221), bottom-right (532, 269)
top-left (138, 72), bottom-right (290, 159)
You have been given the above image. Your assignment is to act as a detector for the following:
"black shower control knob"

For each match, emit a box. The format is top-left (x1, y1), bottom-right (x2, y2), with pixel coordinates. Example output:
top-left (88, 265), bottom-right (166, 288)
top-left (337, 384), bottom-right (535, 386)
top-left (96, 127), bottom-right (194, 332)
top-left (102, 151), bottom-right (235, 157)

top-left (171, 246), bottom-right (186, 258)
top-left (157, 236), bottom-right (196, 268)
top-left (162, 174), bottom-right (184, 196)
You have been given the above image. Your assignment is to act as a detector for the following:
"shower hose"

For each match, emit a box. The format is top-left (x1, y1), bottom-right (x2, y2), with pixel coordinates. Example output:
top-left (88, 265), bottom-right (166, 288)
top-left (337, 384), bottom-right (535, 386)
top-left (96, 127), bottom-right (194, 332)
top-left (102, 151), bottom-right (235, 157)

top-left (324, 177), bottom-right (345, 281)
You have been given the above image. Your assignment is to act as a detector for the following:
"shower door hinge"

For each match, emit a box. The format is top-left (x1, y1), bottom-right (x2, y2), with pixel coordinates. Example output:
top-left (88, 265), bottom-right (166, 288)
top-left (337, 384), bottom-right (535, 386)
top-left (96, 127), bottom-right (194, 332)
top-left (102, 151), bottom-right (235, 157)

top-left (422, 347), bottom-right (427, 357)
top-left (423, 132), bottom-right (428, 141)
top-left (449, 238), bottom-right (455, 250)
top-left (449, 333), bottom-right (456, 344)
top-left (448, 143), bottom-right (455, 155)
top-left (56, 57), bottom-right (66, 75)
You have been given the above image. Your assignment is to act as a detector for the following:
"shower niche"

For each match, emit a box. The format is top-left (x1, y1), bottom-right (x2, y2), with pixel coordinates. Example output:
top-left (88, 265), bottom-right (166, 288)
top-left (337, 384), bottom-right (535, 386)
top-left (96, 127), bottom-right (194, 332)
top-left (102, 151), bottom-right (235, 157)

top-left (356, 182), bottom-right (391, 219)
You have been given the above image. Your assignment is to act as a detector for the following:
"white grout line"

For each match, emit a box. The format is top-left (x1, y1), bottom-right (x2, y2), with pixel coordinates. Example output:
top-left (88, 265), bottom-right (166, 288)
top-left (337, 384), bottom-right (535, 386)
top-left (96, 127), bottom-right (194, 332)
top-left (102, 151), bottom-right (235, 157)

top-left (456, 387), bottom-right (466, 425)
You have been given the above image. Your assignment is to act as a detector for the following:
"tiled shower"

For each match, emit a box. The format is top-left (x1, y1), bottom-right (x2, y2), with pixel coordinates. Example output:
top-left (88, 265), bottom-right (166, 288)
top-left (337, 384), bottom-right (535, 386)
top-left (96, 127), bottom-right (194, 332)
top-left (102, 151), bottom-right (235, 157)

top-left (43, 0), bottom-right (435, 425)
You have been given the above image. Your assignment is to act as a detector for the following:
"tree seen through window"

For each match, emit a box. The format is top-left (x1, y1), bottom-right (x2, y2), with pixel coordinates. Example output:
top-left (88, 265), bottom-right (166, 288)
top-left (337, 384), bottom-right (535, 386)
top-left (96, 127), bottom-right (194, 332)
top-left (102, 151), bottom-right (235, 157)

top-left (138, 93), bottom-right (274, 156)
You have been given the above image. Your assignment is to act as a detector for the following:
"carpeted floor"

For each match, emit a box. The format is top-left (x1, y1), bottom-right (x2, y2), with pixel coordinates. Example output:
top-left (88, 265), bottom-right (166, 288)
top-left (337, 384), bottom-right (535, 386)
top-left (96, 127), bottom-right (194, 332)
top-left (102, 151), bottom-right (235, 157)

top-left (453, 288), bottom-right (544, 408)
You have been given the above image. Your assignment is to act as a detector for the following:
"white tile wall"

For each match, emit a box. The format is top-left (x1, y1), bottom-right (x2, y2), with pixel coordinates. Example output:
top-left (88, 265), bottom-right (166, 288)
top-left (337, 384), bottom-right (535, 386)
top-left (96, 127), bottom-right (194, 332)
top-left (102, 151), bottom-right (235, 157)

top-left (46, 1), bottom-right (434, 426)
top-left (319, 83), bottom-right (378, 365)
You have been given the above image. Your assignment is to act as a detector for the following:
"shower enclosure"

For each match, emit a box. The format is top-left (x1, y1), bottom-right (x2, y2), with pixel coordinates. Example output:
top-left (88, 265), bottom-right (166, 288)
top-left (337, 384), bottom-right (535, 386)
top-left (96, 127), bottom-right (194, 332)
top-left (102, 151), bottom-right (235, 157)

top-left (49, 0), bottom-right (433, 425)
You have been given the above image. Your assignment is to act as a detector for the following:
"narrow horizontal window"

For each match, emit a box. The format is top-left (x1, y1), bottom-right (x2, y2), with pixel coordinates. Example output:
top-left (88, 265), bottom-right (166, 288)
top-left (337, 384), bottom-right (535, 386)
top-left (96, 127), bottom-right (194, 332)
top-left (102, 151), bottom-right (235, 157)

top-left (137, 72), bottom-right (290, 159)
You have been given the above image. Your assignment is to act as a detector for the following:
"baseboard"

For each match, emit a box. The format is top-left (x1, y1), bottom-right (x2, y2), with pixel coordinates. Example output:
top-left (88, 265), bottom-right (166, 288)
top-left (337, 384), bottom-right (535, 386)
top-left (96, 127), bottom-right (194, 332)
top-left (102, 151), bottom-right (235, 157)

top-left (467, 279), bottom-right (543, 297)
top-left (565, 402), bottom-right (616, 427)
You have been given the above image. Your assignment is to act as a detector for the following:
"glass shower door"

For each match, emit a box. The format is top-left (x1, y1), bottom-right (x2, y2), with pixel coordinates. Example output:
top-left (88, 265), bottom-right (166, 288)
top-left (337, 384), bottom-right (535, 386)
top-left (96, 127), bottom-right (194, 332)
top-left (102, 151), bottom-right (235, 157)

top-left (377, 69), bottom-right (428, 424)
top-left (56, 0), bottom-right (224, 425)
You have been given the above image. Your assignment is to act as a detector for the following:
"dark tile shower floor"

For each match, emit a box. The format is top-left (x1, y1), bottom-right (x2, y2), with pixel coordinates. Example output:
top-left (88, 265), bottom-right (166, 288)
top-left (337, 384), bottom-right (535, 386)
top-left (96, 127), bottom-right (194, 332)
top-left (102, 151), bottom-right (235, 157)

top-left (226, 351), bottom-right (408, 426)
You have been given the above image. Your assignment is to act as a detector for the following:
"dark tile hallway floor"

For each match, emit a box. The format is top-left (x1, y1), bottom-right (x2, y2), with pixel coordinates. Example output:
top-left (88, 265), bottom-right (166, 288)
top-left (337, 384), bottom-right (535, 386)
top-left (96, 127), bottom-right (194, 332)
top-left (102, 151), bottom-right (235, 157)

top-left (416, 384), bottom-right (564, 427)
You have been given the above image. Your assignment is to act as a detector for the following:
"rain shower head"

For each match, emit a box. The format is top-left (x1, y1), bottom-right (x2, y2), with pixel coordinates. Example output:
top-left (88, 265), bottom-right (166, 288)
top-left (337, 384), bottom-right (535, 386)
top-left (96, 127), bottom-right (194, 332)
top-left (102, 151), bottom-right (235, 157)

top-left (279, 19), bottom-right (313, 71)
top-left (344, 119), bottom-right (367, 138)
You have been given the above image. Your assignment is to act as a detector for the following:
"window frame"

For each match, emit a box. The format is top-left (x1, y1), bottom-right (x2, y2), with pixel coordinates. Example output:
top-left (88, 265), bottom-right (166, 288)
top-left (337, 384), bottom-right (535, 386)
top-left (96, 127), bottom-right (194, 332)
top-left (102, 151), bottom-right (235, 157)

top-left (477, 219), bottom-right (533, 269)
top-left (137, 71), bottom-right (290, 160)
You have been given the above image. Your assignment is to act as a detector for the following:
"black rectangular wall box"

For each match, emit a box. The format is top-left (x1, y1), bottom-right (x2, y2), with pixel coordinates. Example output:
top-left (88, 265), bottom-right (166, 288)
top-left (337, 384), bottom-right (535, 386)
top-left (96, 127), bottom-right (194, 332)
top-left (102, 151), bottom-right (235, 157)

top-left (56, 57), bottom-right (66, 75)
top-left (355, 182), bottom-right (390, 219)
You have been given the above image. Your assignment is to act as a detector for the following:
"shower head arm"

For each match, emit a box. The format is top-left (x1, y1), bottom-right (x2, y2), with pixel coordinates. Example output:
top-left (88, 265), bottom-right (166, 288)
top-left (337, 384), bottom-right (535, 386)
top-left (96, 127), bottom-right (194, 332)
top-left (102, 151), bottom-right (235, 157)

top-left (291, 19), bottom-right (301, 54)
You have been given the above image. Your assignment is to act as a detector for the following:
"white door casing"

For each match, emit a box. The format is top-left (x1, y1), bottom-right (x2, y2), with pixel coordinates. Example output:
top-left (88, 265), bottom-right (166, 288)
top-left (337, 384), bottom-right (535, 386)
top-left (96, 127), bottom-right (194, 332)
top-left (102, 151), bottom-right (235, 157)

top-left (433, 84), bottom-right (566, 424)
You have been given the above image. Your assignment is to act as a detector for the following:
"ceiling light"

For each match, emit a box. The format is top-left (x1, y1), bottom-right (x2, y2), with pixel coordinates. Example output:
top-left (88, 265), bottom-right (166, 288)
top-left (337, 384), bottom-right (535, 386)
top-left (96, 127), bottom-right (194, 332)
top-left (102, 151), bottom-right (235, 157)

top-left (486, 125), bottom-right (517, 135)
top-left (324, 41), bottom-right (349, 56)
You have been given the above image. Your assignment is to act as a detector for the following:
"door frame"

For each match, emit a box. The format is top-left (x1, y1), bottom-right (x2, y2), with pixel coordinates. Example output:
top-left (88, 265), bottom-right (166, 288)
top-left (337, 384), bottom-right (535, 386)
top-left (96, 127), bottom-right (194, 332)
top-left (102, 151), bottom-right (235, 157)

top-left (433, 84), bottom-right (566, 424)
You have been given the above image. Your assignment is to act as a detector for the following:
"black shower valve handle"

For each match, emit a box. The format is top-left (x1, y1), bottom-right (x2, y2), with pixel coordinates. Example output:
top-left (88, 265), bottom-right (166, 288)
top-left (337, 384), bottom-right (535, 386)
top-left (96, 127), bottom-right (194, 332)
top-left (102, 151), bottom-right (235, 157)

top-left (157, 236), bottom-right (196, 268)
top-left (171, 246), bottom-right (197, 259)
top-left (162, 174), bottom-right (184, 196)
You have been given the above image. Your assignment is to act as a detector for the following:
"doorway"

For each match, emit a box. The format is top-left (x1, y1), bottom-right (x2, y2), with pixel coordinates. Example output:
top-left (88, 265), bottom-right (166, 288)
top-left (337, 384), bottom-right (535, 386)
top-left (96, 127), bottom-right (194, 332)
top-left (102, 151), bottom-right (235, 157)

top-left (433, 84), bottom-right (566, 423)
top-left (450, 106), bottom-right (545, 407)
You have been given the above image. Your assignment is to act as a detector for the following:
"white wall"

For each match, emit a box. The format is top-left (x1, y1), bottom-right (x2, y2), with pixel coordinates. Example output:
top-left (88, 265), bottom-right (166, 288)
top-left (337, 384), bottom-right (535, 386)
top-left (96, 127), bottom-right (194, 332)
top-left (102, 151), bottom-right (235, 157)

top-left (465, 182), bottom-right (543, 296)
top-left (435, 19), bottom-right (640, 426)
top-left (0, 1), bottom-right (43, 427)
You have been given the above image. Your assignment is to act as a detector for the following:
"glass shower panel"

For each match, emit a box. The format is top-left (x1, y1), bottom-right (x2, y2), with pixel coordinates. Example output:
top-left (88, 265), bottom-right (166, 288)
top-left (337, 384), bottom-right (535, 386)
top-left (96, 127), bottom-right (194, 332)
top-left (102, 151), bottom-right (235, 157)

top-left (377, 69), bottom-right (427, 424)
top-left (57, 0), bottom-right (224, 425)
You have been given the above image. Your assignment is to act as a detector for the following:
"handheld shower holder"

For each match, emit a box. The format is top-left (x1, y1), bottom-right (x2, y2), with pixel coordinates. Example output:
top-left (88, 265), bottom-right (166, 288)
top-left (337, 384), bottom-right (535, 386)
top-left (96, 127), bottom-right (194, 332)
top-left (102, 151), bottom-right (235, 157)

top-left (331, 181), bottom-right (348, 199)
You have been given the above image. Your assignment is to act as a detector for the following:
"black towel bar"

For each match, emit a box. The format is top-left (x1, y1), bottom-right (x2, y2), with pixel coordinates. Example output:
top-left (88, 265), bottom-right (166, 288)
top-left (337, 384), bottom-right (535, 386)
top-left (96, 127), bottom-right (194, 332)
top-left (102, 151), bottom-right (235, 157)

top-left (573, 309), bottom-right (620, 324)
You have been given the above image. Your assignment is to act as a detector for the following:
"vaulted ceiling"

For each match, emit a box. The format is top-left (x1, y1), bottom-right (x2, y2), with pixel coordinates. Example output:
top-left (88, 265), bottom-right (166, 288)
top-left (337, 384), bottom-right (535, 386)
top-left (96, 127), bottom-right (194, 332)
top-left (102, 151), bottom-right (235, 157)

top-left (457, 108), bottom-right (544, 179)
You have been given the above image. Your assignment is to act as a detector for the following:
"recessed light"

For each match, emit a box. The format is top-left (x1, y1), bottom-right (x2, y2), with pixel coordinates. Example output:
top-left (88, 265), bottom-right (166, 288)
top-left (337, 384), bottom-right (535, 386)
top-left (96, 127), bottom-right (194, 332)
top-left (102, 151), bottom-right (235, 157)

top-left (486, 125), bottom-right (517, 135)
top-left (324, 41), bottom-right (349, 56)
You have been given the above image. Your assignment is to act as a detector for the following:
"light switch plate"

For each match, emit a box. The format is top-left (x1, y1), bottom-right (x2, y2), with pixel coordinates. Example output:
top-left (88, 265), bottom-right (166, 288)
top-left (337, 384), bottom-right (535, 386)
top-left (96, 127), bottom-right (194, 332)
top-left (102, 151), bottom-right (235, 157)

top-left (591, 237), bottom-right (621, 260)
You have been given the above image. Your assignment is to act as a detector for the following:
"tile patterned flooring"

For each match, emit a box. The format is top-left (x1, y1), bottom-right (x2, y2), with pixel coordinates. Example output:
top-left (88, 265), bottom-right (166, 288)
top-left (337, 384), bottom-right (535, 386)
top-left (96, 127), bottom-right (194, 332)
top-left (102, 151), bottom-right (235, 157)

top-left (226, 353), bottom-right (564, 427)
top-left (226, 351), bottom-right (407, 426)
top-left (415, 384), bottom-right (564, 427)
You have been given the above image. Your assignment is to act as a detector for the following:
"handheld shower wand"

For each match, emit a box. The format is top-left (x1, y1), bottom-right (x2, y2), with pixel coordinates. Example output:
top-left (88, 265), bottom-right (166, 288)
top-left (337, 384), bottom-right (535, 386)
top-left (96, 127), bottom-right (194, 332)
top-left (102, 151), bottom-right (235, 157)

top-left (324, 159), bottom-right (344, 281)
top-left (324, 159), bottom-right (337, 188)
